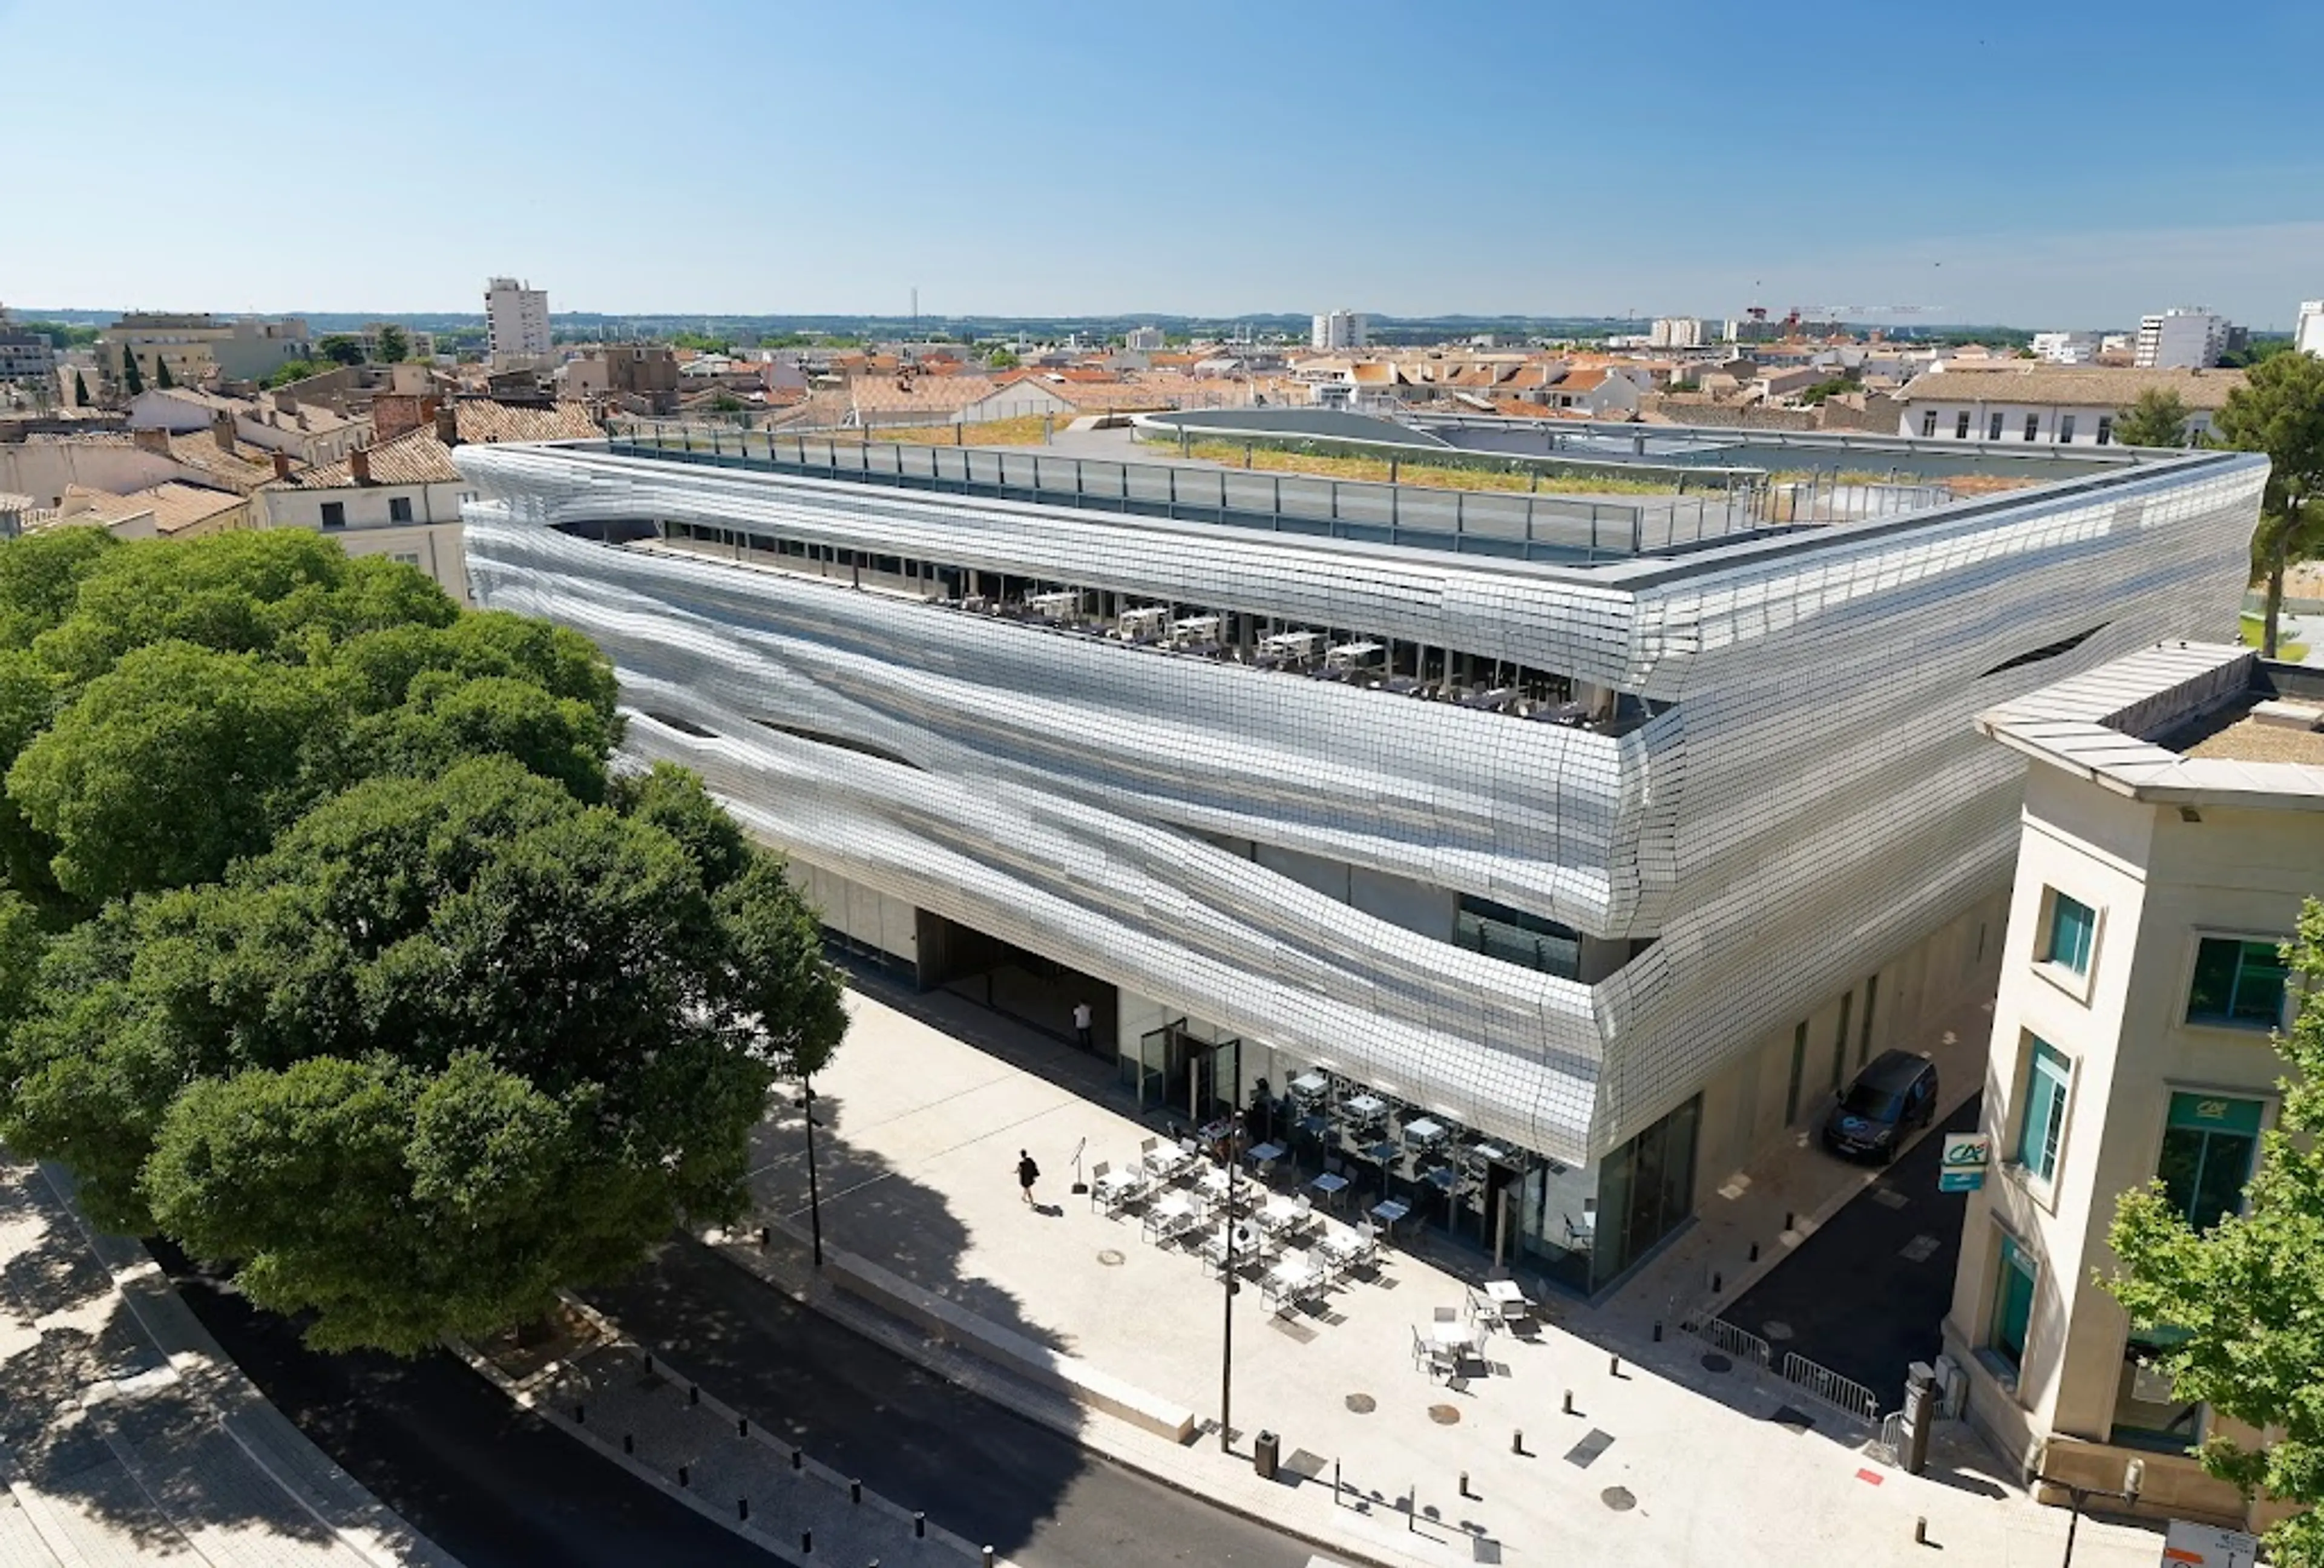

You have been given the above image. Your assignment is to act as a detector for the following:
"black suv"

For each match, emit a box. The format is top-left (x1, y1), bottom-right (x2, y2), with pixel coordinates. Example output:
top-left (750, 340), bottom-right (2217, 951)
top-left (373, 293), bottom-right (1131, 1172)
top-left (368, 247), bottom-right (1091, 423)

top-left (1822, 1049), bottom-right (1938, 1163)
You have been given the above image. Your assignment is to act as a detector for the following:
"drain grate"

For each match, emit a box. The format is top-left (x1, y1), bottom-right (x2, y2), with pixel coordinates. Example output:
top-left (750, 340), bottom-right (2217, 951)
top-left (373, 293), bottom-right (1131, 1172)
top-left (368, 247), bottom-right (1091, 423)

top-left (1096, 1248), bottom-right (1126, 1267)
top-left (1899, 1233), bottom-right (1940, 1264)
top-left (1564, 1428), bottom-right (1614, 1468)
top-left (1700, 1353), bottom-right (1733, 1374)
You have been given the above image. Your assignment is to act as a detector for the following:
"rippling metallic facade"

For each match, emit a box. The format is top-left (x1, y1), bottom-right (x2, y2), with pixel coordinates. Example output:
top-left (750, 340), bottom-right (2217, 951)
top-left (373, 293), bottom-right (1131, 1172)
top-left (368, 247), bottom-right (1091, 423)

top-left (455, 438), bottom-right (2263, 1173)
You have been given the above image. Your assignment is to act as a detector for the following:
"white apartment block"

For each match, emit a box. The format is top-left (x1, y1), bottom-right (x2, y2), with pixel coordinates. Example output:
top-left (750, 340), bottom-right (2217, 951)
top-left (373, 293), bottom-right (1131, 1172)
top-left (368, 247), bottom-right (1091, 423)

top-left (1649, 317), bottom-right (1708, 349)
top-left (1123, 326), bottom-right (1166, 352)
top-left (2029, 332), bottom-right (2099, 366)
top-left (450, 413), bottom-right (2262, 1303)
top-left (485, 277), bottom-right (553, 370)
top-left (1945, 643), bottom-right (2321, 1537)
top-left (1311, 310), bottom-right (1368, 351)
top-left (2134, 308), bottom-right (2228, 370)
top-left (2297, 300), bottom-right (2324, 359)
top-left (1896, 366), bottom-right (2245, 448)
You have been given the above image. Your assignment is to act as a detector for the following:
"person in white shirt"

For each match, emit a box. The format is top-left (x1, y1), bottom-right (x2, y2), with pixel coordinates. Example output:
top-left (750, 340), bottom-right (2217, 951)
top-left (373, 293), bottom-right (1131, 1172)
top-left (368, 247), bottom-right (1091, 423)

top-left (1072, 999), bottom-right (1094, 1050)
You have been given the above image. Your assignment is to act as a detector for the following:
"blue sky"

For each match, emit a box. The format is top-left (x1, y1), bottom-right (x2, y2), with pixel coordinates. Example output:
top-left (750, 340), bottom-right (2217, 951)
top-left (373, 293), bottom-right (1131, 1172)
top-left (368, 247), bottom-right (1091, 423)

top-left (6, 0), bottom-right (2320, 328)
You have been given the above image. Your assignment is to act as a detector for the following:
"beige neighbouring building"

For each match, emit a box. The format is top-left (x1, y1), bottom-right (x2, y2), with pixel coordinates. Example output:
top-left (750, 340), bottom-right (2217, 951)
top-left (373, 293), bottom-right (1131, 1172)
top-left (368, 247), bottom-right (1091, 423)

top-left (254, 400), bottom-right (600, 604)
top-left (1943, 640), bottom-right (2323, 1534)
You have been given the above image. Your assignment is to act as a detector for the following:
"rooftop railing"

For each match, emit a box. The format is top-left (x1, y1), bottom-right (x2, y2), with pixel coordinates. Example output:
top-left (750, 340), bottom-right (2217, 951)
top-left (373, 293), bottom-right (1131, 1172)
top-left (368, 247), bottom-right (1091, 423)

top-left (603, 419), bottom-right (1776, 563)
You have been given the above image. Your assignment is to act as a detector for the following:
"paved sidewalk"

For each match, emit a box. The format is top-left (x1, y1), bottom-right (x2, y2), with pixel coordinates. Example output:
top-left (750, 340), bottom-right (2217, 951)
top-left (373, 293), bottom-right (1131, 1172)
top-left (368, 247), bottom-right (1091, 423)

top-left (715, 985), bottom-right (2168, 1568)
top-left (460, 1296), bottom-right (1002, 1567)
top-left (0, 1154), bottom-right (461, 1568)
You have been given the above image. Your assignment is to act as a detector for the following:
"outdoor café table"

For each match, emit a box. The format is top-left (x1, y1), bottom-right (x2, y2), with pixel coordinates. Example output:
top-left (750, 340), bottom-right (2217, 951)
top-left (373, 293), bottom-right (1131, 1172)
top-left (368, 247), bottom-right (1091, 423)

top-left (1143, 1142), bottom-right (1192, 1178)
top-left (1316, 1224), bottom-right (1370, 1276)
top-left (1370, 1198), bottom-right (1411, 1236)
top-left (1094, 1166), bottom-right (1146, 1207)
top-left (1245, 1141), bottom-right (1286, 1173)
top-left (1431, 1317), bottom-right (1478, 1356)
top-left (1481, 1278), bottom-right (1532, 1323)
top-left (1308, 1171), bottom-right (1351, 1208)
top-left (1192, 1163), bottom-right (1234, 1210)
top-left (1255, 1195), bottom-right (1308, 1236)
top-left (1289, 1071), bottom-right (1329, 1098)
top-left (1402, 1117), bottom-right (1447, 1147)
top-left (1344, 1093), bottom-right (1388, 1121)
top-left (1264, 1257), bottom-right (1321, 1311)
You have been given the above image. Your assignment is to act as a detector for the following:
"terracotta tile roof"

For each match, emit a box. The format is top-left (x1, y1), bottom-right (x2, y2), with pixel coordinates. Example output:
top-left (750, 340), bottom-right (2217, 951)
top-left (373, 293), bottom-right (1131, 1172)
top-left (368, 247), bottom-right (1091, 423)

top-left (272, 428), bottom-right (462, 490)
top-left (125, 482), bottom-right (246, 535)
top-left (165, 433), bottom-right (277, 493)
top-left (845, 375), bottom-right (997, 414)
top-left (448, 401), bottom-right (600, 444)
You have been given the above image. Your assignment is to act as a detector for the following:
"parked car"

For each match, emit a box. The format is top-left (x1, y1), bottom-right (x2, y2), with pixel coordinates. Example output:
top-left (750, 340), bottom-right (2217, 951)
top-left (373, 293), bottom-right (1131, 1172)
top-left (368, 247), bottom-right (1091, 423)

top-left (1821, 1049), bottom-right (1938, 1163)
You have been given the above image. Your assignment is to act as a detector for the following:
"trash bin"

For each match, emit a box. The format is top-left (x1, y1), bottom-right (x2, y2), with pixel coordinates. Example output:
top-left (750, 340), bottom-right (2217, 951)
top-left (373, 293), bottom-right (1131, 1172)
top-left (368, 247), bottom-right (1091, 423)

top-left (1253, 1430), bottom-right (1279, 1480)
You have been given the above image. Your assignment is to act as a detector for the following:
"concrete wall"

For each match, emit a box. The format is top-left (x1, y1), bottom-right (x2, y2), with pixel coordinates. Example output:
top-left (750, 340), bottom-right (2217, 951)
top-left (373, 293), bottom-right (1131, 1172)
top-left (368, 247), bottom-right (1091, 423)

top-left (0, 442), bottom-right (184, 507)
top-left (1944, 765), bottom-right (2322, 1526)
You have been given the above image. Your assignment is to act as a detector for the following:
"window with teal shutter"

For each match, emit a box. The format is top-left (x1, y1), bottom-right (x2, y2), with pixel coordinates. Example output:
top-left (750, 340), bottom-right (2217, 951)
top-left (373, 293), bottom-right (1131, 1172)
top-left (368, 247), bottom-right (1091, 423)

top-left (2157, 1092), bottom-right (2262, 1230)
top-left (1991, 1235), bottom-right (2037, 1372)
top-left (2186, 938), bottom-right (2288, 1028)
top-left (2016, 1039), bottom-right (2070, 1181)
top-left (2046, 893), bottom-right (2095, 976)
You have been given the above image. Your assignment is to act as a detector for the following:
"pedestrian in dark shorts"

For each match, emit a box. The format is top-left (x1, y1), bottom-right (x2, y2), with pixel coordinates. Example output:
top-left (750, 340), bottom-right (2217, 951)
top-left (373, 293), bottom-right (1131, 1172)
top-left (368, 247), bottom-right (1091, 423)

top-left (1017, 1149), bottom-right (1040, 1206)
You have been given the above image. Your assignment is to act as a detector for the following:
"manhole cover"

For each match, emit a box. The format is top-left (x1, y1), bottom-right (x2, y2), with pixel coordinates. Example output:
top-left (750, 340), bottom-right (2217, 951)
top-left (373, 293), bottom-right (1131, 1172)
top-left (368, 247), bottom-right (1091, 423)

top-left (1762, 1319), bottom-right (1795, 1342)
top-left (1869, 1187), bottom-right (1909, 1210)
top-left (1096, 1248), bottom-right (1126, 1267)
top-left (1428, 1403), bottom-right (1462, 1425)
top-left (1601, 1486), bottom-right (1636, 1511)
top-left (1700, 1353), bottom-right (1733, 1374)
top-left (1899, 1233), bottom-right (1940, 1264)
top-left (1345, 1393), bottom-right (1377, 1414)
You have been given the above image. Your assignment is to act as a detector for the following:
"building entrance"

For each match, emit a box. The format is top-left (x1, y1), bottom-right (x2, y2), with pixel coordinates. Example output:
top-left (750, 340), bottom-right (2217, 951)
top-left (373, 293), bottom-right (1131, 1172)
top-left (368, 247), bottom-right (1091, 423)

top-left (913, 910), bottom-right (1115, 1057)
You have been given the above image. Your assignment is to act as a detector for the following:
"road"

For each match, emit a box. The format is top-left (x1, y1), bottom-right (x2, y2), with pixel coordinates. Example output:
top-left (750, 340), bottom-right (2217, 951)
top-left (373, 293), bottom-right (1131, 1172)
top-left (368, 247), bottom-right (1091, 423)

top-left (588, 1237), bottom-right (1320, 1567)
top-left (160, 1236), bottom-right (1325, 1568)
top-left (156, 1241), bottom-right (776, 1568)
top-left (1721, 1094), bottom-right (1984, 1410)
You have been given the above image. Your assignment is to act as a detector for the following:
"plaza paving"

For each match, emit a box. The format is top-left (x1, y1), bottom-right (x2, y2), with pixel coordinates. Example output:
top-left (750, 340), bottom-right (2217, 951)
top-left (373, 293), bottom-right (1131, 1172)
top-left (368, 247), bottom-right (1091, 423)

top-left (0, 1155), bottom-right (459, 1568)
top-left (712, 980), bottom-right (2173, 1568)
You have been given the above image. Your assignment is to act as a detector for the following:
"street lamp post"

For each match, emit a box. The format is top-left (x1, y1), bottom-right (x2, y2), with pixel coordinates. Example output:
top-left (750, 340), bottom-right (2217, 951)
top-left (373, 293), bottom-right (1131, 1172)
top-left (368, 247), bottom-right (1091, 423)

top-left (1219, 1110), bottom-right (1239, 1454)
top-left (2060, 1459), bottom-right (2143, 1568)
top-left (796, 1081), bottom-right (824, 1269)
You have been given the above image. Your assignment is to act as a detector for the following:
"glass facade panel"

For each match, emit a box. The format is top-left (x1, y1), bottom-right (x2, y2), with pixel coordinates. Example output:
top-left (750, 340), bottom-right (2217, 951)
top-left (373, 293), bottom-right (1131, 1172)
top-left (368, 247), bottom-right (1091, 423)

top-left (2186, 937), bottom-right (2288, 1028)
top-left (2109, 1325), bottom-right (2203, 1454)
top-left (2016, 1038), bottom-right (2070, 1180)
top-left (2158, 1092), bottom-right (2261, 1231)
top-left (2046, 893), bottom-right (2095, 976)
top-left (1991, 1234), bottom-right (2036, 1371)
top-left (1455, 895), bottom-right (1581, 980)
top-left (1590, 1095), bottom-right (1699, 1290)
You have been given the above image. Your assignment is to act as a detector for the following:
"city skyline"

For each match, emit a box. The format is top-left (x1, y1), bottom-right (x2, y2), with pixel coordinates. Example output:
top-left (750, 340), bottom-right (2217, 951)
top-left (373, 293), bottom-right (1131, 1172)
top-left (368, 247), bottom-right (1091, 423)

top-left (5, 1), bottom-right (2320, 329)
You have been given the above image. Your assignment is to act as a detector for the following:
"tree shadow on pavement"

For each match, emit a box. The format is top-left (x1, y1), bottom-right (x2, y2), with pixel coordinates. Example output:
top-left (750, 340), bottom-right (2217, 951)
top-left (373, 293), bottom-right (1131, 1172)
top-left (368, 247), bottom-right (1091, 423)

top-left (0, 1160), bottom-right (340, 1555)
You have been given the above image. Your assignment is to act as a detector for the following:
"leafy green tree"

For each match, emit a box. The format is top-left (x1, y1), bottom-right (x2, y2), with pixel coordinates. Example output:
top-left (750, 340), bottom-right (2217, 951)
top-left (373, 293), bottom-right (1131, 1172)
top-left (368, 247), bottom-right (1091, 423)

top-left (318, 335), bottom-right (365, 367)
top-left (2114, 387), bottom-right (2194, 448)
top-left (71, 370), bottom-right (88, 407)
top-left (2109, 900), bottom-right (2324, 1567)
top-left (155, 356), bottom-right (176, 389)
top-left (266, 359), bottom-right (324, 388)
top-left (986, 349), bottom-right (1021, 369)
top-left (2216, 352), bottom-right (2324, 658)
top-left (0, 526), bottom-right (845, 1353)
top-left (375, 324), bottom-right (410, 364)
top-left (7, 643), bottom-right (331, 899)
top-left (119, 349), bottom-right (145, 397)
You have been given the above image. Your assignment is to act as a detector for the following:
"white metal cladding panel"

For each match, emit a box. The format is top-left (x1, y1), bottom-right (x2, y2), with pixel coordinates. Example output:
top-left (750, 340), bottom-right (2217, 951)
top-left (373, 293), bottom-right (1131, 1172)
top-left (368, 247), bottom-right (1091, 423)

top-left (458, 445), bottom-right (2265, 1161)
top-left (464, 519), bottom-right (1635, 933)
top-left (1583, 460), bottom-right (2262, 1146)
top-left (455, 445), bottom-right (1646, 684)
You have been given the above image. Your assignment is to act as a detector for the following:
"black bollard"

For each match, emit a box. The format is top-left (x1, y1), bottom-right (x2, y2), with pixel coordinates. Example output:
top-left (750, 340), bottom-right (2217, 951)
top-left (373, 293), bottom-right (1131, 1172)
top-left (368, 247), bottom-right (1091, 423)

top-left (759, 1225), bottom-right (771, 1246)
top-left (678, 1464), bottom-right (689, 1488)
top-left (1511, 1429), bottom-right (1525, 1455)
top-left (1609, 1353), bottom-right (1621, 1377)
top-left (1459, 1470), bottom-right (1472, 1499)
top-left (644, 1354), bottom-right (655, 1376)
top-left (913, 1512), bottom-right (926, 1539)
top-left (576, 1403), bottom-right (586, 1424)
top-left (1748, 1242), bottom-right (1760, 1262)
top-left (623, 1433), bottom-right (634, 1455)
top-left (1653, 1319), bottom-right (1663, 1342)
top-left (850, 1478), bottom-right (862, 1505)
top-left (1784, 1210), bottom-right (1796, 1232)
top-left (1914, 1517), bottom-right (1928, 1545)
top-left (1711, 1271), bottom-right (1723, 1293)
top-left (801, 1529), bottom-right (812, 1555)
top-left (738, 1416), bottom-right (749, 1438)
top-left (689, 1385), bottom-right (700, 1407)
top-left (792, 1448), bottom-right (803, 1471)
top-left (738, 1497), bottom-right (749, 1521)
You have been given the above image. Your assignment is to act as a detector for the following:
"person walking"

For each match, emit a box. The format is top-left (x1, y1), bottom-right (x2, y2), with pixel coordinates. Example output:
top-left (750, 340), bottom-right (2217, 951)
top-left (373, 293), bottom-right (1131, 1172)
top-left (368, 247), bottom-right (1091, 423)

top-left (1017, 1149), bottom-right (1040, 1206)
top-left (1072, 999), bottom-right (1094, 1051)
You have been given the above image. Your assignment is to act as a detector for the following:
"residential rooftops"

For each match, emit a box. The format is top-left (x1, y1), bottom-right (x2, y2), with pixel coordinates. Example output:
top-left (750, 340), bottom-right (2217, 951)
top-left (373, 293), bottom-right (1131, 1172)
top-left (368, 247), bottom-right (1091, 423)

top-left (1899, 364), bottom-right (2250, 410)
